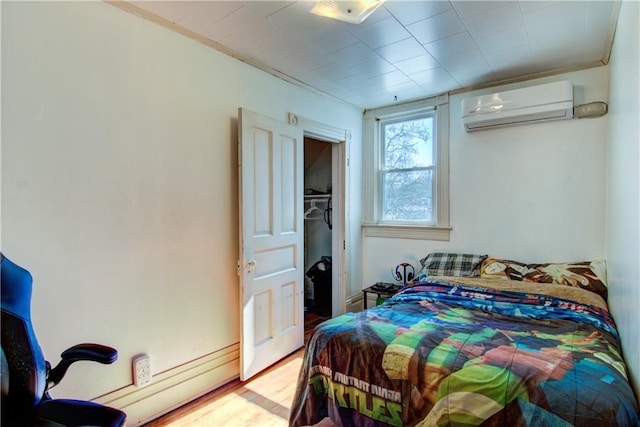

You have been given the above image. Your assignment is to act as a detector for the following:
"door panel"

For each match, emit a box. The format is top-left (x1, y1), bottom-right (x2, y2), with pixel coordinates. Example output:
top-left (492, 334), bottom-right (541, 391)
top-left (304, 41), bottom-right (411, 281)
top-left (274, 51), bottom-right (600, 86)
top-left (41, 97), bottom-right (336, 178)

top-left (238, 108), bottom-right (304, 381)
top-left (254, 246), bottom-right (296, 278)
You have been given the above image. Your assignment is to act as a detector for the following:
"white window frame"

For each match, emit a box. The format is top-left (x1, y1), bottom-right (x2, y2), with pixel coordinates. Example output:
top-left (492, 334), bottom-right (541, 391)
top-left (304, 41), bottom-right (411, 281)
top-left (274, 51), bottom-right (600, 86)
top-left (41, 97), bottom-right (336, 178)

top-left (363, 94), bottom-right (450, 241)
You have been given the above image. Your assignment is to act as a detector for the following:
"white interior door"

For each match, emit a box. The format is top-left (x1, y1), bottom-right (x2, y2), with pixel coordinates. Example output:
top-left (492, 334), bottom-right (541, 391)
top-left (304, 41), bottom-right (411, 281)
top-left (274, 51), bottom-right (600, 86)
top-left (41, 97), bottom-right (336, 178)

top-left (238, 108), bottom-right (304, 381)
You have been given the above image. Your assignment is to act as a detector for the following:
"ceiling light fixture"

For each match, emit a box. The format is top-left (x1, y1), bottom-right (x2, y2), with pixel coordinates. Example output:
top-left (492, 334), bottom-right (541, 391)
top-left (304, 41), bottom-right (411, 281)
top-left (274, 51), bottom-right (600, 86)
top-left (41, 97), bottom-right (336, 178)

top-left (311, 0), bottom-right (385, 25)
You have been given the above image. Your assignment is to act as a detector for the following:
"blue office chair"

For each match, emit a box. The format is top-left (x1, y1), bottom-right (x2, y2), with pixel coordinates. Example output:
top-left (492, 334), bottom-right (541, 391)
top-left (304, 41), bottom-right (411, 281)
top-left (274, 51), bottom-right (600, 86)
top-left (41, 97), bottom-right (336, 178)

top-left (1, 253), bottom-right (126, 427)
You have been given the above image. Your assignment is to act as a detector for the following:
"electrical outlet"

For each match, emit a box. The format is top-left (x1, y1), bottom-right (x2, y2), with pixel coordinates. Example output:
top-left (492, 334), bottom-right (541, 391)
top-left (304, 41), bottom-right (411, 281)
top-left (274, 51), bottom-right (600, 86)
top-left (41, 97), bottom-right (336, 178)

top-left (132, 354), bottom-right (152, 387)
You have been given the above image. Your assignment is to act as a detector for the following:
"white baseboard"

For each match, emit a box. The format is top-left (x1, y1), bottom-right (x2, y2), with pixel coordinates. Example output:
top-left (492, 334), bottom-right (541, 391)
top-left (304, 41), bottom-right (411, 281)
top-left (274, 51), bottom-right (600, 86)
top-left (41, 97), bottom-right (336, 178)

top-left (95, 295), bottom-right (367, 426)
top-left (94, 343), bottom-right (239, 426)
top-left (344, 293), bottom-right (364, 312)
top-left (346, 292), bottom-right (390, 311)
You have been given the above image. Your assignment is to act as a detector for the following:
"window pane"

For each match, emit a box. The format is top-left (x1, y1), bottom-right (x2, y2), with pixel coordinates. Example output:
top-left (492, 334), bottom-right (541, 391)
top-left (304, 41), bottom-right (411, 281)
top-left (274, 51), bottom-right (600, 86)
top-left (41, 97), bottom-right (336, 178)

top-left (383, 116), bottom-right (433, 170)
top-left (382, 170), bottom-right (433, 222)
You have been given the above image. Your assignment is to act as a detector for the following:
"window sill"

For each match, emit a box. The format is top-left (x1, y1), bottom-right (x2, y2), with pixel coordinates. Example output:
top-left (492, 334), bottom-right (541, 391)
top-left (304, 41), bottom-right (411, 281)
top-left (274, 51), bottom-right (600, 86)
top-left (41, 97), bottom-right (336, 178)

top-left (362, 224), bottom-right (451, 241)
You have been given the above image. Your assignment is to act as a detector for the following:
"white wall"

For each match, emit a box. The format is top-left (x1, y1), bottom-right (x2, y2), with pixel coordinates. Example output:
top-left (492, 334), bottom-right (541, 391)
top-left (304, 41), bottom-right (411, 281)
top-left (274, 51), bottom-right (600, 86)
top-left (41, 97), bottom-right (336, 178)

top-left (363, 67), bottom-right (610, 284)
top-left (605, 0), bottom-right (640, 398)
top-left (1, 0), bottom-right (363, 414)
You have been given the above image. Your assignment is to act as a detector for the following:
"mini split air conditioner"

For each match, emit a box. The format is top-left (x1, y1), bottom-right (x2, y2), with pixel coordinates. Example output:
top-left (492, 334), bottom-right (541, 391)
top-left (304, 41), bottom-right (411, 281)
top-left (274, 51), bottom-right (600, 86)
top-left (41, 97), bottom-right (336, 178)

top-left (462, 80), bottom-right (573, 132)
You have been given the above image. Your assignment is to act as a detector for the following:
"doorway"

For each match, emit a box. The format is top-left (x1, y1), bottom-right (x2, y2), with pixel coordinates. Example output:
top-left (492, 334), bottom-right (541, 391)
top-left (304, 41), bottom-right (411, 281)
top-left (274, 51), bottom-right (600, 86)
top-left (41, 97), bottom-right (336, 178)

top-left (303, 137), bottom-right (333, 339)
top-left (286, 111), bottom-right (349, 344)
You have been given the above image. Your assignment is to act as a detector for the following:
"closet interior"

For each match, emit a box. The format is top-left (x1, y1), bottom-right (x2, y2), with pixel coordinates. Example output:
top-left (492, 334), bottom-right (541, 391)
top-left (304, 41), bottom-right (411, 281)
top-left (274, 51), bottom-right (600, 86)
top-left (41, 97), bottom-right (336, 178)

top-left (303, 137), bottom-right (333, 335)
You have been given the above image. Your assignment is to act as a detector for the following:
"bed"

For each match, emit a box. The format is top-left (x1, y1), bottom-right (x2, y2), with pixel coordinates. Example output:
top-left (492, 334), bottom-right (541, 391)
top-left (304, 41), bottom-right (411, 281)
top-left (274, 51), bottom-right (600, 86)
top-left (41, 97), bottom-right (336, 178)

top-left (289, 254), bottom-right (639, 426)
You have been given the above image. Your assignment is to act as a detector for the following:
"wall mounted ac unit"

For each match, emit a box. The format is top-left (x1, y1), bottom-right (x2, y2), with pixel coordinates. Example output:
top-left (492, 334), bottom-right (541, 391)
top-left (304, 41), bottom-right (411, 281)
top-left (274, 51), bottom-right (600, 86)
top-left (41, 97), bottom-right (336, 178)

top-left (462, 80), bottom-right (573, 132)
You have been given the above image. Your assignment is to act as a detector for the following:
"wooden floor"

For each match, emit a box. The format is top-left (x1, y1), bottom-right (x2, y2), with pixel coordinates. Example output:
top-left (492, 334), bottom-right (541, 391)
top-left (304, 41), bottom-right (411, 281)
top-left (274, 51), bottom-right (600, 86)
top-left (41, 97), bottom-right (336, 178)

top-left (143, 310), bottom-right (328, 427)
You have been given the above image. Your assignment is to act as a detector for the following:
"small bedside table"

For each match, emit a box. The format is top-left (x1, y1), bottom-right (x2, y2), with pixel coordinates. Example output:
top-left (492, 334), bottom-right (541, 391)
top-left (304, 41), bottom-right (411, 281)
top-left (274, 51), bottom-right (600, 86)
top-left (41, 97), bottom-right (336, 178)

top-left (362, 282), bottom-right (403, 309)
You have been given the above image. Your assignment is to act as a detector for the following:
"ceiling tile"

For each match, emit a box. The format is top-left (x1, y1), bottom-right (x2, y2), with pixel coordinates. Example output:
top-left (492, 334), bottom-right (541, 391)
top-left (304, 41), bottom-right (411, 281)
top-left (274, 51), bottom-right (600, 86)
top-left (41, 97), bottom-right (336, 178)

top-left (343, 93), bottom-right (369, 107)
top-left (484, 44), bottom-right (534, 69)
top-left (218, 32), bottom-right (261, 56)
top-left (312, 61), bottom-right (358, 82)
top-left (462, 3), bottom-right (524, 38)
top-left (240, 1), bottom-right (293, 18)
top-left (484, 44), bottom-right (535, 78)
top-left (437, 49), bottom-right (488, 72)
top-left (580, 31), bottom-right (609, 62)
top-left (383, 81), bottom-right (426, 103)
top-left (333, 73), bottom-right (372, 91)
top-left (492, 64), bottom-right (537, 81)
top-left (350, 16), bottom-right (412, 50)
top-left (307, 77), bottom-right (340, 93)
top-left (452, 1), bottom-right (517, 19)
top-left (586, 1), bottom-right (614, 35)
top-left (329, 42), bottom-right (380, 67)
top-left (129, 1), bottom-right (195, 23)
top-left (528, 21), bottom-right (586, 50)
top-left (384, 1), bottom-right (452, 26)
top-left (357, 83), bottom-right (388, 98)
top-left (253, 30), bottom-right (306, 62)
top-left (271, 45), bottom-right (337, 73)
top-left (348, 59), bottom-right (396, 79)
top-left (375, 37), bottom-right (426, 63)
top-left (407, 9), bottom-right (466, 45)
top-left (359, 91), bottom-right (398, 109)
top-left (174, 2), bottom-right (244, 39)
top-left (340, 5), bottom-right (393, 30)
top-left (408, 67), bottom-right (459, 87)
top-left (519, 1), bottom-right (563, 14)
top-left (474, 26), bottom-right (529, 55)
top-left (424, 32), bottom-right (476, 60)
top-left (303, 27), bottom-right (360, 54)
top-left (449, 64), bottom-right (496, 86)
top-left (529, 28), bottom-right (594, 69)
top-left (195, 5), bottom-right (276, 43)
top-left (523, 2), bottom-right (586, 32)
top-left (419, 78), bottom-right (461, 97)
top-left (394, 53), bottom-right (440, 75)
top-left (266, 0), bottom-right (336, 40)
top-left (122, 0), bottom-right (619, 110)
top-left (368, 70), bottom-right (412, 90)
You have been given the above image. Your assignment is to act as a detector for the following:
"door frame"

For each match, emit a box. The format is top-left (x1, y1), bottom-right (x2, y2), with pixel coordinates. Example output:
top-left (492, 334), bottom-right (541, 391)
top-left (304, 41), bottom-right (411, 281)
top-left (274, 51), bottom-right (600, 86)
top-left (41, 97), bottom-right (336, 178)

top-left (288, 113), bottom-right (350, 316)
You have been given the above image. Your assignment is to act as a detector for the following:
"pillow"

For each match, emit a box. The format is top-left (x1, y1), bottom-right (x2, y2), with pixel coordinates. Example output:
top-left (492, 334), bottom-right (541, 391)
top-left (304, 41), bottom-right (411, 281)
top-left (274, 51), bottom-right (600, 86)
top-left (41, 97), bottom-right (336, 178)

top-left (480, 257), bottom-right (608, 300)
top-left (417, 252), bottom-right (488, 279)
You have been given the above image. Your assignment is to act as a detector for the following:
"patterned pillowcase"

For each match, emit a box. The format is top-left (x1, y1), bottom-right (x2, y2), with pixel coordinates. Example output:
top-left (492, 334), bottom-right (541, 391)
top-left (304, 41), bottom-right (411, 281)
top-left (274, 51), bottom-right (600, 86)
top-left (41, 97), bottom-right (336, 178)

top-left (480, 257), bottom-right (608, 300)
top-left (417, 252), bottom-right (488, 280)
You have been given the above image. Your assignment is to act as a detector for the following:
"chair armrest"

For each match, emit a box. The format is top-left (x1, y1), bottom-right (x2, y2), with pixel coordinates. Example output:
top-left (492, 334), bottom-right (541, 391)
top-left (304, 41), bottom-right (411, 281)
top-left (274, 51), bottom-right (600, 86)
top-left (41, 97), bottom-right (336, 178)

top-left (61, 343), bottom-right (118, 364)
top-left (47, 343), bottom-right (118, 389)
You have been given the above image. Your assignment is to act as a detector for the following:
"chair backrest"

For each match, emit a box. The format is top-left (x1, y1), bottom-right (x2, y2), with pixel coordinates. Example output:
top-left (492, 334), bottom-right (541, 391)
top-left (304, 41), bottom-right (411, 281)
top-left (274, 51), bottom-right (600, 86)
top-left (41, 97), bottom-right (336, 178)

top-left (0, 254), bottom-right (47, 416)
top-left (1, 346), bottom-right (10, 426)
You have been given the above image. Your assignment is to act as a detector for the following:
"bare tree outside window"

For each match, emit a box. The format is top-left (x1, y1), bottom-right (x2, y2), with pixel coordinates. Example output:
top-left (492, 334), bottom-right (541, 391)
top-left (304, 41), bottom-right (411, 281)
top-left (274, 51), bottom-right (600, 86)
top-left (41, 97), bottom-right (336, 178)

top-left (364, 100), bottom-right (449, 239)
top-left (381, 115), bottom-right (434, 222)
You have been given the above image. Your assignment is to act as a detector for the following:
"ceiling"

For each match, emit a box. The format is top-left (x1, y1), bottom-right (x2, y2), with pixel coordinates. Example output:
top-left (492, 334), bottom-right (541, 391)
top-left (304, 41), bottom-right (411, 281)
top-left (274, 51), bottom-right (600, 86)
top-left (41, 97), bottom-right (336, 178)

top-left (121, 1), bottom-right (619, 109)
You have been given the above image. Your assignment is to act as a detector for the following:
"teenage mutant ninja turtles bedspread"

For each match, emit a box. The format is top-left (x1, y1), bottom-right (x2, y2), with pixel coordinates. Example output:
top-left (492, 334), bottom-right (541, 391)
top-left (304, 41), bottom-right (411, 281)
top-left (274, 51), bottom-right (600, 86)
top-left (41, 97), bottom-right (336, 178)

top-left (289, 280), bottom-right (639, 426)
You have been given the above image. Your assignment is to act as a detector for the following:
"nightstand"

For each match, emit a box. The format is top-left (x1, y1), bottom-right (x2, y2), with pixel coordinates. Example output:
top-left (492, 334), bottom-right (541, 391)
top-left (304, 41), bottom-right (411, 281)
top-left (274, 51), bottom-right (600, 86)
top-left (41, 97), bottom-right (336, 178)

top-left (362, 282), bottom-right (403, 309)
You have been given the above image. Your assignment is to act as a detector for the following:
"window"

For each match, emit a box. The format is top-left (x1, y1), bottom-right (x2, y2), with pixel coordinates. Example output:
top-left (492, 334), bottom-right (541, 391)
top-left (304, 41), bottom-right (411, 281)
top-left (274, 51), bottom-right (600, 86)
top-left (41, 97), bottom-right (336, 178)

top-left (380, 114), bottom-right (435, 223)
top-left (363, 95), bottom-right (450, 240)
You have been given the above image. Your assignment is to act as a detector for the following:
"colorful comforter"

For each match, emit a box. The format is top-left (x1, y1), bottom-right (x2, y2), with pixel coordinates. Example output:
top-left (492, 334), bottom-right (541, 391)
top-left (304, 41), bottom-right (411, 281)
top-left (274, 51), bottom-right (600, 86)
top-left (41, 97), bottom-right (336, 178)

top-left (289, 280), bottom-right (639, 426)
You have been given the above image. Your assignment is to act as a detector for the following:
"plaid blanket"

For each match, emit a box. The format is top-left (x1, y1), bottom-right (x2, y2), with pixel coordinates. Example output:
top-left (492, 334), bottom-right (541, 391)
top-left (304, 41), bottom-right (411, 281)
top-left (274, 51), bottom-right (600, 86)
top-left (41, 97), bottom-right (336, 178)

top-left (417, 252), bottom-right (487, 278)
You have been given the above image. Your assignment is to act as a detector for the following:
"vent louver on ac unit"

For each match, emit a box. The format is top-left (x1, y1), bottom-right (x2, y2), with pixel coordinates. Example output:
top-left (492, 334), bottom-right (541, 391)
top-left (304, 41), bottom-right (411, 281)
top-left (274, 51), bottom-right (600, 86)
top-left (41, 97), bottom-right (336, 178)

top-left (462, 81), bottom-right (574, 132)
